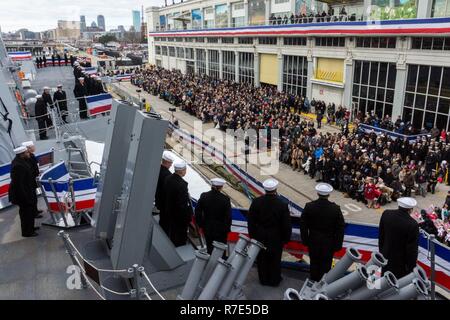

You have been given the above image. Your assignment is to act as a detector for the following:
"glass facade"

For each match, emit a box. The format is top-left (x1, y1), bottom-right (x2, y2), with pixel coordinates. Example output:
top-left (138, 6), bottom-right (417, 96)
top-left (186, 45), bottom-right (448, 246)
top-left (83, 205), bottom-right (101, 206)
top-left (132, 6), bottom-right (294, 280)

top-left (355, 37), bottom-right (397, 49)
top-left (282, 55), bottom-right (308, 97)
top-left (223, 51), bottom-right (236, 81)
top-left (196, 49), bottom-right (207, 75)
top-left (315, 37), bottom-right (345, 47)
top-left (432, 0), bottom-right (450, 17)
top-left (403, 65), bottom-right (450, 130)
top-left (284, 37), bottom-right (307, 46)
top-left (238, 52), bottom-right (254, 84)
top-left (248, 0), bottom-right (266, 25)
top-left (411, 37), bottom-right (450, 50)
top-left (258, 37), bottom-right (277, 45)
top-left (352, 60), bottom-right (396, 118)
top-left (208, 50), bottom-right (220, 79)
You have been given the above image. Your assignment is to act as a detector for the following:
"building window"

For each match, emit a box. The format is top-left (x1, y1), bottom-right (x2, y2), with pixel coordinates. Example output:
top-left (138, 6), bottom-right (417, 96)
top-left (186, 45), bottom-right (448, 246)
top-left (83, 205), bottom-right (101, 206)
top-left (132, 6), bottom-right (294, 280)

top-left (282, 55), bottom-right (308, 97)
top-left (186, 48), bottom-right (194, 60)
top-left (223, 51), bottom-right (236, 81)
top-left (196, 49), bottom-right (207, 75)
top-left (411, 37), bottom-right (450, 50)
top-left (274, 0), bottom-right (289, 3)
top-left (177, 47), bottom-right (184, 58)
top-left (258, 37), bottom-right (277, 45)
top-left (155, 46), bottom-right (161, 55)
top-left (352, 60), bottom-right (397, 120)
top-left (238, 52), bottom-right (254, 85)
top-left (431, 0), bottom-right (450, 17)
top-left (222, 37), bottom-right (234, 44)
top-left (238, 37), bottom-right (254, 44)
top-left (195, 37), bottom-right (205, 43)
top-left (283, 37), bottom-right (307, 46)
top-left (161, 46), bottom-right (168, 56)
top-left (185, 37), bottom-right (194, 42)
top-left (169, 46), bottom-right (176, 57)
top-left (208, 50), bottom-right (220, 79)
top-left (167, 37), bottom-right (174, 42)
top-left (232, 16), bottom-right (245, 27)
top-left (315, 37), bottom-right (345, 47)
top-left (355, 37), bottom-right (396, 49)
top-left (207, 37), bottom-right (219, 43)
top-left (403, 65), bottom-right (450, 130)
top-left (154, 37), bottom-right (160, 41)
top-left (187, 60), bottom-right (195, 74)
top-left (175, 37), bottom-right (183, 42)
top-left (160, 37), bottom-right (167, 42)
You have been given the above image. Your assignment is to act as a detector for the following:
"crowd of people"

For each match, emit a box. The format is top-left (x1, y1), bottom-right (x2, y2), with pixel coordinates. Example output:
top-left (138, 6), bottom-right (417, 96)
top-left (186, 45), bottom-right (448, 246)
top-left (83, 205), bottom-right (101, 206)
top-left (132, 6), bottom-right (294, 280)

top-left (268, 6), bottom-right (357, 25)
top-left (131, 66), bottom-right (450, 245)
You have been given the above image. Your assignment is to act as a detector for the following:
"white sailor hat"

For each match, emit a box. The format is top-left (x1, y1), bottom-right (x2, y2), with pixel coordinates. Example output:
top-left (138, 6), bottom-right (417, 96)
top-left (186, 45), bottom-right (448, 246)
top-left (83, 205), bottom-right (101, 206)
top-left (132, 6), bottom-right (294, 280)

top-left (315, 183), bottom-right (333, 196)
top-left (57, 84), bottom-right (63, 88)
top-left (35, 94), bottom-right (42, 99)
top-left (43, 86), bottom-right (50, 90)
top-left (21, 141), bottom-right (34, 147)
top-left (211, 178), bottom-right (226, 187)
top-left (397, 197), bottom-right (417, 209)
top-left (14, 146), bottom-right (27, 154)
top-left (174, 160), bottom-right (187, 171)
top-left (162, 150), bottom-right (175, 162)
top-left (263, 178), bottom-right (278, 192)
top-left (78, 77), bottom-right (85, 81)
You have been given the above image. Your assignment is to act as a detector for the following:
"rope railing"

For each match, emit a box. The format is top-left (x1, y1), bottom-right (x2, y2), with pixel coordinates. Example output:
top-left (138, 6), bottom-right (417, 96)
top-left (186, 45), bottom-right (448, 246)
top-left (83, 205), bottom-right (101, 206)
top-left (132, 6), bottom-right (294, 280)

top-left (140, 270), bottom-right (166, 300)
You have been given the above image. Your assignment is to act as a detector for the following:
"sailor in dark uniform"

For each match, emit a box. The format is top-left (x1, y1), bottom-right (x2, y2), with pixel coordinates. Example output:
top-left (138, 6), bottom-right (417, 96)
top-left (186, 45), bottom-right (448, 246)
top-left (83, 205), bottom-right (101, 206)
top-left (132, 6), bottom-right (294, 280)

top-left (64, 53), bottom-right (68, 66)
top-left (164, 161), bottom-right (192, 247)
top-left (34, 95), bottom-right (50, 140)
top-left (53, 84), bottom-right (68, 123)
top-left (8, 146), bottom-right (39, 237)
top-left (74, 77), bottom-right (88, 119)
top-left (51, 54), bottom-right (55, 67)
top-left (248, 178), bottom-right (292, 286)
top-left (42, 55), bottom-right (47, 67)
top-left (155, 151), bottom-right (174, 235)
top-left (379, 197), bottom-right (419, 279)
top-left (195, 178), bottom-right (232, 254)
top-left (21, 141), bottom-right (43, 219)
top-left (300, 183), bottom-right (345, 282)
top-left (42, 86), bottom-right (54, 108)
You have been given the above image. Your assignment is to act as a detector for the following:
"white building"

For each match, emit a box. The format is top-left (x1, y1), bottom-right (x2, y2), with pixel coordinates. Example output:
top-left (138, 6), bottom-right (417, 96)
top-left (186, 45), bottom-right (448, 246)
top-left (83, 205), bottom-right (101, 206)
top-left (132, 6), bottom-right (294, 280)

top-left (146, 0), bottom-right (450, 131)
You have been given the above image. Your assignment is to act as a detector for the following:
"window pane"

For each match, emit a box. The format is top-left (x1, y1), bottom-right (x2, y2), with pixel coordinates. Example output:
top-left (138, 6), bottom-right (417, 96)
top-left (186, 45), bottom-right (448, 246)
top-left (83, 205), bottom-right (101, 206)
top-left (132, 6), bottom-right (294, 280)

top-left (438, 98), bottom-right (450, 114)
top-left (406, 65), bottom-right (418, 92)
top-left (424, 112), bottom-right (436, 129)
top-left (377, 88), bottom-right (385, 101)
top-left (405, 92), bottom-right (415, 107)
top-left (413, 109), bottom-right (424, 129)
top-left (387, 63), bottom-right (396, 89)
top-left (432, 38), bottom-right (444, 50)
top-left (403, 107), bottom-right (413, 123)
top-left (375, 102), bottom-right (384, 118)
top-left (415, 94), bottom-right (425, 109)
top-left (361, 62), bottom-right (370, 84)
top-left (426, 96), bottom-right (438, 112)
top-left (384, 104), bottom-right (393, 118)
top-left (417, 65), bottom-right (430, 94)
top-left (354, 60), bottom-right (362, 84)
top-left (442, 67), bottom-right (450, 98)
top-left (360, 85), bottom-right (368, 98)
top-left (378, 63), bottom-right (388, 87)
top-left (369, 62), bottom-right (378, 86)
top-left (429, 66), bottom-right (442, 96)
top-left (422, 38), bottom-right (432, 50)
top-left (369, 86), bottom-right (376, 100)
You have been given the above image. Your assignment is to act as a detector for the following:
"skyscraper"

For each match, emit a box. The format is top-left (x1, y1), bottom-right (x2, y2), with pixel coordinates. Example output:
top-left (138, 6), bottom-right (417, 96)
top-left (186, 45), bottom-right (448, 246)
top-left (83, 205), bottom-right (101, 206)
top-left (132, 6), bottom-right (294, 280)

top-left (97, 15), bottom-right (105, 31)
top-left (132, 10), bottom-right (141, 32)
top-left (80, 15), bottom-right (86, 32)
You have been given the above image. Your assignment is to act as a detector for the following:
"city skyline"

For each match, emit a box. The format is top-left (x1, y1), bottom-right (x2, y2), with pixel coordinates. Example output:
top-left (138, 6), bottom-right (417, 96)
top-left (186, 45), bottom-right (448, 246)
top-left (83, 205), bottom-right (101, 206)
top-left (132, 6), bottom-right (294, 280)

top-left (0, 0), bottom-right (164, 32)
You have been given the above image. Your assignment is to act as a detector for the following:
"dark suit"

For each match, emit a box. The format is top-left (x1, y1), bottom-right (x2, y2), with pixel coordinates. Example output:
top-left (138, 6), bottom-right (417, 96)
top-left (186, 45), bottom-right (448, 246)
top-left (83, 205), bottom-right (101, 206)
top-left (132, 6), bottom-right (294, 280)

top-left (300, 197), bottom-right (345, 281)
top-left (35, 97), bottom-right (51, 139)
top-left (379, 208), bottom-right (419, 278)
top-left (73, 83), bottom-right (88, 119)
top-left (195, 188), bottom-right (232, 253)
top-left (53, 90), bottom-right (68, 122)
top-left (42, 91), bottom-right (53, 108)
top-left (26, 153), bottom-right (40, 217)
top-left (155, 165), bottom-right (171, 235)
top-left (248, 194), bottom-right (292, 286)
top-left (164, 173), bottom-right (192, 247)
top-left (9, 155), bottom-right (37, 236)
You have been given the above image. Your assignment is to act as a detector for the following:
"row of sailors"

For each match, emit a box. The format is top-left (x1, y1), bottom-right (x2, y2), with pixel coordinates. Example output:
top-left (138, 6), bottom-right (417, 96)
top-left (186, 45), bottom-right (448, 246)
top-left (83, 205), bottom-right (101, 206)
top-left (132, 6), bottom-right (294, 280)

top-left (156, 150), bottom-right (421, 287)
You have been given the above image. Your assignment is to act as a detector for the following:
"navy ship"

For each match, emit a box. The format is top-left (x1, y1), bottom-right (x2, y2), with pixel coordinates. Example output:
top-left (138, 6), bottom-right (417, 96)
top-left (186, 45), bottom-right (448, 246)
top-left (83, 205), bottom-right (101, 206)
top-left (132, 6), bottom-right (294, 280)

top-left (0, 32), bottom-right (448, 300)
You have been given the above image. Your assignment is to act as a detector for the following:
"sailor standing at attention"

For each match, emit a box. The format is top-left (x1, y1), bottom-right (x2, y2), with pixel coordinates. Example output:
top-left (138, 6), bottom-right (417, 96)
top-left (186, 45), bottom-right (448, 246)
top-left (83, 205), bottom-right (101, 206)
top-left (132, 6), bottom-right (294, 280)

top-left (8, 146), bottom-right (39, 237)
top-left (248, 178), bottom-right (292, 286)
top-left (21, 141), bottom-right (43, 219)
top-left (194, 178), bottom-right (232, 254)
top-left (300, 183), bottom-right (345, 281)
top-left (378, 197), bottom-right (419, 279)
top-left (164, 160), bottom-right (192, 247)
top-left (155, 151), bottom-right (174, 235)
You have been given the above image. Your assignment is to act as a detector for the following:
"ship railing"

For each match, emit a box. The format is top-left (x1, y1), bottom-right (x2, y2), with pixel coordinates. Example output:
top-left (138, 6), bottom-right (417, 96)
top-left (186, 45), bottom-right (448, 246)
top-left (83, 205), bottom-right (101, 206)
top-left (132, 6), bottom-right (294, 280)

top-left (58, 230), bottom-right (166, 300)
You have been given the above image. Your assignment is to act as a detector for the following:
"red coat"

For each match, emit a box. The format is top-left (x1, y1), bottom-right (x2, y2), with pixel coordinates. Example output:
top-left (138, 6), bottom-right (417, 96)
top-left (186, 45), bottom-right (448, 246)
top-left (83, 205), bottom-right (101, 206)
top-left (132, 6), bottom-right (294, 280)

top-left (364, 183), bottom-right (381, 200)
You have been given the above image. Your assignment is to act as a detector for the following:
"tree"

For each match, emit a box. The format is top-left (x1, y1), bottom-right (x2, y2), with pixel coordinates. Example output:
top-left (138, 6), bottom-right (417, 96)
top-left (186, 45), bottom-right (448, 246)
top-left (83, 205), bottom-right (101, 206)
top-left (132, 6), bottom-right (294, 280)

top-left (98, 34), bottom-right (118, 45)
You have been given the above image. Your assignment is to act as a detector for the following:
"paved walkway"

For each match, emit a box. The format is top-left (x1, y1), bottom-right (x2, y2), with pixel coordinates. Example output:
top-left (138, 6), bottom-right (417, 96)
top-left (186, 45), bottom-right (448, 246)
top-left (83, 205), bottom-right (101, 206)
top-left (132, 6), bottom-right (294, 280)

top-left (113, 82), bottom-right (450, 225)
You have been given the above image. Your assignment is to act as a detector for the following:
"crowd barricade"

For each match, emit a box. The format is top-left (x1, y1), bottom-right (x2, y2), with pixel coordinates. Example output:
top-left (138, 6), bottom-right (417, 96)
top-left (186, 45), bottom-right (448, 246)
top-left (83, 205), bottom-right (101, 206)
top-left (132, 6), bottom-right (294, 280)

top-left (39, 161), bottom-right (95, 229)
top-left (0, 149), bottom-right (54, 209)
top-left (169, 122), bottom-right (450, 292)
top-left (358, 123), bottom-right (430, 143)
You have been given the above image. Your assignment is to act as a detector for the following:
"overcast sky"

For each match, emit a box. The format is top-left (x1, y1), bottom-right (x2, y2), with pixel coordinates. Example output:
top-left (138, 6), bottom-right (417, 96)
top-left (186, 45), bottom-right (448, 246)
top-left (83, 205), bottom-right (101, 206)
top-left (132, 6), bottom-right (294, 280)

top-left (0, 0), bottom-right (166, 32)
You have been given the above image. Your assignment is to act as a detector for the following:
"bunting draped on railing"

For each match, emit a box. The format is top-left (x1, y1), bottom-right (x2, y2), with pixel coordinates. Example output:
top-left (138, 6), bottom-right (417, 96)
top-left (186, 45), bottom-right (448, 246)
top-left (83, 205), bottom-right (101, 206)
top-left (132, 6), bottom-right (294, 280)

top-left (358, 123), bottom-right (429, 143)
top-left (86, 93), bottom-right (113, 117)
top-left (8, 51), bottom-right (32, 61)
